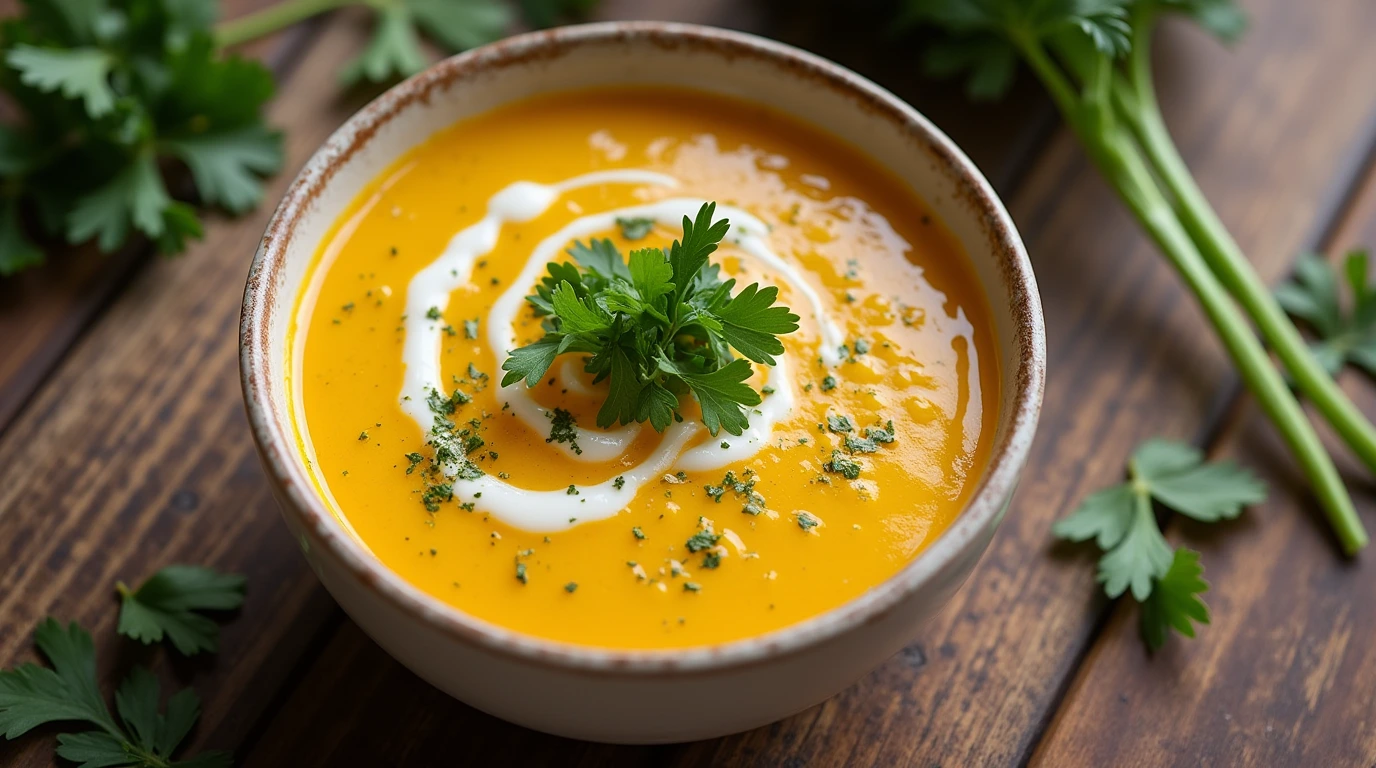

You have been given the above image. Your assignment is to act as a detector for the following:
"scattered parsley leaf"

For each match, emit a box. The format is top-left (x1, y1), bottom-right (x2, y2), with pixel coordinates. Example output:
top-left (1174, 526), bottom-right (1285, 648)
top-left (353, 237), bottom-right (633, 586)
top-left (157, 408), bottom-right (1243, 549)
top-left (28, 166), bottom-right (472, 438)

top-left (1276, 250), bottom-right (1376, 378)
top-left (685, 531), bottom-right (721, 552)
top-left (1053, 438), bottom-right (1263, 649)
top-left (116, 566), bottom-right (246, 656)
top-left (0, 619), bottom-right (232, 767)
top-left (824, 450), bottom-right (861, 480)
top-left (502, 202), bottom-right (799, 436)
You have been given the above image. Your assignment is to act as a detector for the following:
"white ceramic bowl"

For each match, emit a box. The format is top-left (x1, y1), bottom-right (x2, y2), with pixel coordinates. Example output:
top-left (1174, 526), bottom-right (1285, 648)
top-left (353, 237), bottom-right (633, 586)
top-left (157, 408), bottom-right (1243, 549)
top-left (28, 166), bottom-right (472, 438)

top-left (241, 21), bottom-right (1044, 744)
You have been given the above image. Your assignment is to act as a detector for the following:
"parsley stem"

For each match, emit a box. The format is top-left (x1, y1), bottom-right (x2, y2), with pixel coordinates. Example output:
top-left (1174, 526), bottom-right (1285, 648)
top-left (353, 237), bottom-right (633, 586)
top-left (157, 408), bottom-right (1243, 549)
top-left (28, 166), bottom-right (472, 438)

top-left (215, 0), bottom-right (358, 49)
top-left (1021, 35), bottom-right (1367, 555)
top-left (1101, 133), bottom-right (1366, 556)
top-left (1121, 15), bottom-right (1376, 480)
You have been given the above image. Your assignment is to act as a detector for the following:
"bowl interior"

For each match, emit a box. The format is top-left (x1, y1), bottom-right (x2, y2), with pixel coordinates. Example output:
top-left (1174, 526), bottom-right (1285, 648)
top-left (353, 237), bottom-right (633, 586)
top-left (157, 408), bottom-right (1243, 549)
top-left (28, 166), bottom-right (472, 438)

top-left (243, 21), bottom-right (1043, 666)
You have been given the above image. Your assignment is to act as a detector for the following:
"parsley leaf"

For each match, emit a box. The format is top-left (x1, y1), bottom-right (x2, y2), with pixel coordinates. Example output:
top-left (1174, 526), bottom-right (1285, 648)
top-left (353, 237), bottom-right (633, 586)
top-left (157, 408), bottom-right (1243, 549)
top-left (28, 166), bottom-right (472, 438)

top-left (1276, 250), bottom-right (1376, 378)
top-left (1053, 438), bottom-right (1264, 649)
top-left (0, 619), bottom-right (232, 767)
top-left (116, 566), bottom-right (247, 656)
top-left (1139, 548), bottom-right (1210, 651)
top-left (340, 0), bottom-right (511, 86)
top-left (6, 45), bottom-right (115, 118)
top-left (502, 202), bottom-right (799, 436)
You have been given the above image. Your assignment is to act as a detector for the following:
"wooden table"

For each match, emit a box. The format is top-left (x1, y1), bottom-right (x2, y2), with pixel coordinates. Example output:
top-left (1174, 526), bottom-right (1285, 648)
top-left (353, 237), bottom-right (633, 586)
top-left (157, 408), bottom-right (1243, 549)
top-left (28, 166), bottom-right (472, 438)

top-left (4, 1), bottom-right (1375, 765)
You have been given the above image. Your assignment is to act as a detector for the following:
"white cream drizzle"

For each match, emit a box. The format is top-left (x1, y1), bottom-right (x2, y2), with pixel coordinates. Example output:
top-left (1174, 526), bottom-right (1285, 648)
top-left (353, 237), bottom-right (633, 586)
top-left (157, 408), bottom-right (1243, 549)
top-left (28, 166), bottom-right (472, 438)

top-left (398, 170), bottom-right (844, 533)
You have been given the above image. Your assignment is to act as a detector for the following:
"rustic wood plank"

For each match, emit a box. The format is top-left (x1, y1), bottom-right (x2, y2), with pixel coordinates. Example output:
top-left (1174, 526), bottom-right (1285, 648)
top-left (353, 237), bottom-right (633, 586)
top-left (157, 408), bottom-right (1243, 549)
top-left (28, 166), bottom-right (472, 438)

top-left (0, 11), bottom-right (380, 766)
top-left (1032, 149), bottom-right (1376, 767)
top-left (240, 2), bottom-right (1376, 765)
top-left (0, 0), bottom-right (313, 435)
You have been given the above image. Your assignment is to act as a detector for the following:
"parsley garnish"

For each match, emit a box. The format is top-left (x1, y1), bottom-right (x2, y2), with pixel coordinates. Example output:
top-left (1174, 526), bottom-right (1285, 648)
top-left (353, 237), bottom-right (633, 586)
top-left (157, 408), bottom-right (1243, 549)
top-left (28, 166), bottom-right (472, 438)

top-left (632, 526), bottom-right (646, 540)
top-left (515, 562), bottom-right (528, 584)
top-left (683, 582), bottom-right (702, 593)
top-left (115, 566), bottom-right (246, 656)
top-left (1276, 249), bottom-right (1376, 377)
top-left (796, 511), bottom-right (820, 531)
top-left (0, 619), bottom-right (233, 767)
top-left (501, 203), bottom-right (800, 436)
top-left (564, 582), bottom-right (578, 593)
top-left (820, 375), bottom-right (838, 392)
top-left (1053, 439), bottom-right (1265, 649)
top-left (613, 475), bottom-right (626, 490)
top-left (702, 552), bottom-right (722, 569)
top-left (426, 306), bottom-right (442, 320)
top-left (464, 317), bottom-right (480, 339)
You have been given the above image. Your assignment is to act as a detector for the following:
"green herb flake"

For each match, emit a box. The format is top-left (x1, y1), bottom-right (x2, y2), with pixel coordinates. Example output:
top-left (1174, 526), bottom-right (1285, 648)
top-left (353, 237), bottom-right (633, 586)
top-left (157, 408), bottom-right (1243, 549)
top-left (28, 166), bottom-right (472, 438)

top-left (820, 375), bottom-right (838, 392)
top-left (683, 582), bottom-right (702, 593)
top-left (546, 408), bottom-right (583, 455)
top-left (685, 531), bottom-right (721, 552)
top-left (426, 306), bottom-right (442, 320)
top-left (515, 562), bottom-right (528, 584)
top-left (616, 216), bottom-right (655, 240)
top-left (824, 451), bottom-right (862, 480)
top-left (796, 511), bottom-right (820, 531)
top-left (564, 582), bottom-right (579, 593)
top-left (826, 414), bottom-right (855, 433)
top-left (632, 526), bottom-right (646, 540)
top-left (464, 317), bottom-right (481, 339)
top-left (613, 475), bottom-right (626, 490)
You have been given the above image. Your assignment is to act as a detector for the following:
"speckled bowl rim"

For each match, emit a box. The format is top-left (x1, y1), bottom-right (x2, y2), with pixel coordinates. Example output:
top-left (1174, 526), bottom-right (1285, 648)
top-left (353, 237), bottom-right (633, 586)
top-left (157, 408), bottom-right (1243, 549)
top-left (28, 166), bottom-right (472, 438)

top-left (241, 21), bottom-right (1045, 676)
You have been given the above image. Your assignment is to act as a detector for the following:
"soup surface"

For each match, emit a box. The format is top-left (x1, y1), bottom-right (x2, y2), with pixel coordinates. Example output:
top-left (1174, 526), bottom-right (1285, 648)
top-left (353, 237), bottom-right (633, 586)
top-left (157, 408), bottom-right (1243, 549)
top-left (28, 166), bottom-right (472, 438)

top-left (292, 87), bottom-right (998, 649)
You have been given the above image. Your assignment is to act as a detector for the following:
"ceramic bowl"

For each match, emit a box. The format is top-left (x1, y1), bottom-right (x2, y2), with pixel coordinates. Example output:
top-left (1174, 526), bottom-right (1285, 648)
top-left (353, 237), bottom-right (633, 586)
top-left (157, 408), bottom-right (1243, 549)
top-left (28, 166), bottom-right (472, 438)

top-left (240, 21), bottom-right (1044, 744)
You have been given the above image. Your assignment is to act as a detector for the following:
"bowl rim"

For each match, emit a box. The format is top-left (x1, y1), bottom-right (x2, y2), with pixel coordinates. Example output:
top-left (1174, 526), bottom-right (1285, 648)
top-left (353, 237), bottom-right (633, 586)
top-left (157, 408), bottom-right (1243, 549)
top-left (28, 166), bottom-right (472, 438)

top-left (240, 20), bottom-right (1045, 676)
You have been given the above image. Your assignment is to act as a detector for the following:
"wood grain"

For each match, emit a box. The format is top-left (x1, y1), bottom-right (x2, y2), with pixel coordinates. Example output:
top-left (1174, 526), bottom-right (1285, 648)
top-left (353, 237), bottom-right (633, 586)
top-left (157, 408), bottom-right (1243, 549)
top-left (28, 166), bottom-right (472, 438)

top-left (240, 1), bottom-right (1376, 766)
top-left (0, 0), bottom-right (314, 435)
top-left (1032, 148), bottom-right (1376, 768)
top-left (0, 10), bottom-right (381, 766)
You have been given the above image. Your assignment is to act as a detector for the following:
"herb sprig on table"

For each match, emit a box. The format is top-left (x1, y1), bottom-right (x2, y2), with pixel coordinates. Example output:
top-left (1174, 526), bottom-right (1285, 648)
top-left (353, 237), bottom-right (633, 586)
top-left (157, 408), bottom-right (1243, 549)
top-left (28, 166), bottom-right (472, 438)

top-left (1053, 439), bottom-right (1265, 650)
top-left (1275, 249), bottom-right (1376, 378)
top-left (501, 202), bottom-right (801, 436)
top-left (0, 0), bottom-right (592, 276)
top-left (0, 565), bottom-right (245, 767)
top-left (898, 0), bottom-right (1371, 554)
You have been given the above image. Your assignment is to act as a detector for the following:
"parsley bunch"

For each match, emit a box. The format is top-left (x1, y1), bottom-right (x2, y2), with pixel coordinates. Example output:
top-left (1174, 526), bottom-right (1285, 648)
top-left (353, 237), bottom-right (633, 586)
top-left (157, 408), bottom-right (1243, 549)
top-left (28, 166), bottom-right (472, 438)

top-left (0, 0), bottom-right (596, 277)
top-left (1054, 439), bottom-right (1265, 649)
top-left (898, 0), bottom-right (1370, 554)
top-left (0, 565), bottom-right (245, 767)
top-left (501, 203), bottom-right (800, 436)
top-left (0, 0), bottom-right (284, 275)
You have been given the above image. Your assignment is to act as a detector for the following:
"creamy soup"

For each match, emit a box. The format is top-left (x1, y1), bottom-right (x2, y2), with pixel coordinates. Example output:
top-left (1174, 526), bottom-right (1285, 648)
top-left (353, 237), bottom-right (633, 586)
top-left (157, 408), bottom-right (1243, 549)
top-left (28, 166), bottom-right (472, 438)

top-left (291, 87), bottom-right (998, 649)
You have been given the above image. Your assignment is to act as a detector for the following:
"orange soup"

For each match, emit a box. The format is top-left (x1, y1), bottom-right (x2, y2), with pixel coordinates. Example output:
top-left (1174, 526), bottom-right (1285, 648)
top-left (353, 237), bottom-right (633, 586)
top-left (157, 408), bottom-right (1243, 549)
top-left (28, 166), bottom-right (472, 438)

top-left (291, 88), bottom-right (998, 648)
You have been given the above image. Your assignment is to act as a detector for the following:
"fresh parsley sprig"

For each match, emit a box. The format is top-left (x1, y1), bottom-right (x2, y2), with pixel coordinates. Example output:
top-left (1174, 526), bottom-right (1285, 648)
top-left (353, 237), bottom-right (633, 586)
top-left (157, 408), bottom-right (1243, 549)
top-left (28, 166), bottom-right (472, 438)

top-left (1275, 249), bottom-right (1376, 378)
top-left (501, 202), bottom-right (800, 436)
top-left (1053, 438), bottom-right (1265, 650)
